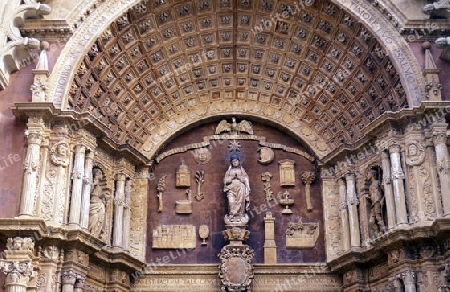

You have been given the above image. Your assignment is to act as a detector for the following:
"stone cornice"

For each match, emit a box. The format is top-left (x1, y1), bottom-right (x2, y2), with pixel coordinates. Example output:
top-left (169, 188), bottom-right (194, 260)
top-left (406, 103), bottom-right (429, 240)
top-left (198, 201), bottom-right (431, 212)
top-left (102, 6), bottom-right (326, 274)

top-left (12, 102), bottom-right (152, 166)
top-left (19, 20), bottom-right (72, 42)
top-left (321, 101), bottom-right (450, 164)
top-left (328, 219), bottom-right (450, 272)
top-left (0, 218), bottom-right (144, 272)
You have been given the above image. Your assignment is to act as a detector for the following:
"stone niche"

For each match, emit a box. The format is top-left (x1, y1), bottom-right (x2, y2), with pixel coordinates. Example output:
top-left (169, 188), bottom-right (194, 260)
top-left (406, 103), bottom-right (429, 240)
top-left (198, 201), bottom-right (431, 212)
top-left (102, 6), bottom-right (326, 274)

top-left (147, 121), bottom-right (325, 264)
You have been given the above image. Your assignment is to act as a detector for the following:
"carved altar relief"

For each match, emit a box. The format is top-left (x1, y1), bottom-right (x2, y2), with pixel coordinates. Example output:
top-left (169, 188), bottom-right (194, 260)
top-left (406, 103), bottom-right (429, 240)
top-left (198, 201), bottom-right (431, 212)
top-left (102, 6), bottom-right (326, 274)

top-left (285, 218), bottom-right (319, 249)
top-left (152, 225), bottom-right (196, 249)
top-left (279, 159), bottom-right (295, 186)
top-left (176, 160), bottom-right (191, 187)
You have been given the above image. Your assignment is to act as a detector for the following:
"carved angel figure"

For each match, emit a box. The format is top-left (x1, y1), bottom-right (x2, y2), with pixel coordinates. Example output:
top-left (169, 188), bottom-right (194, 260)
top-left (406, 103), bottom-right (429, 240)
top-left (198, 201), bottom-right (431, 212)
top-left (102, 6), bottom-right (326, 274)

top-left (215, 118), bottom-right (253, 135)
top-left (223, 153), bottom-right (250, 219)
top-left (88, 168), bottom-right (108, 237)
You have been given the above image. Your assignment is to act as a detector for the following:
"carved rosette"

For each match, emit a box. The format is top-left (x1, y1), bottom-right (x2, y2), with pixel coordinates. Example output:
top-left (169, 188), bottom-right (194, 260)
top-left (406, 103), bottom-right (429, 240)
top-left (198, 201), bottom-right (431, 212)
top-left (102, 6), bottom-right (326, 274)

top-left (218, 245), bottom-right (254, 292)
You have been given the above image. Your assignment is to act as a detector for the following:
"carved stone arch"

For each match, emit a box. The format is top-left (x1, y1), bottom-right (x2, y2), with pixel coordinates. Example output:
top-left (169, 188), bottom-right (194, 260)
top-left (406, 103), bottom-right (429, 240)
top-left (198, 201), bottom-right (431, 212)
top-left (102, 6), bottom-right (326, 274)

top-left (45, 0), bottom-right (425, 161)
top-left (145, 111), bottom-right (324, 161)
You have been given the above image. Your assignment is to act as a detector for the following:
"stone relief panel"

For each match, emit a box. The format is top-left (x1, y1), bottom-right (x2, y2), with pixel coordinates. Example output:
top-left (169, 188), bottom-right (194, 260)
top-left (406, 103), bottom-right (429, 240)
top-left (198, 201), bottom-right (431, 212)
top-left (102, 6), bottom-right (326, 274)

top-left (147, 121), bottom-right (323, 264)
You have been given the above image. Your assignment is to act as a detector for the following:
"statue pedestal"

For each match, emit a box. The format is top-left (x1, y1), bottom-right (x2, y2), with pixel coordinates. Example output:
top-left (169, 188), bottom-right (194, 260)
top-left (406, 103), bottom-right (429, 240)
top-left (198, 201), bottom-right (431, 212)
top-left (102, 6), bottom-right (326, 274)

top-left (219, 218), bottom-right (254, 291)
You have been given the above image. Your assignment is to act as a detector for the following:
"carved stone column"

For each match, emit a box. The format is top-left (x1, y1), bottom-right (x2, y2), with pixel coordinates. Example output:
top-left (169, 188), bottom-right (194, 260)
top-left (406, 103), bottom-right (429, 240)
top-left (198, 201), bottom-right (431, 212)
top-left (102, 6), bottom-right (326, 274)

top-left (432, 125), bottom-right (450, 217)
top-left (263, 212), bottom-right (277, 263)
top-left (80, 151), bottom-right (94, 230)
top-left (69, 145), bottom-right (86, 225)
top-left (338, 178), bottom-right (350, 252)
top-left (346, 173), bottom-right (360, 247)
top-left (19, 132), bottom-right (43, 217)
top-left (113, 174), bottom-right (126, 248)
top-left (301, 171), bottom-right (316, 211)
top-left (381, 151), bottom-right (396, 229)
top-left (391, 276), bottom-right (402, 292)
top-left (1, 238), bottom-right (35, 292)
top-left (425, 133), bottom-right (443, 217)
top-left (61, 270), bottom-right (77, 292)
top-left (389, 144), bottom-right (408, 226)
top-left (402, 271), bottom-right (416, 292)
top-left (122, 179), bottom-right (132, 251)
top-left (73, 275), bottom-right (85, 292)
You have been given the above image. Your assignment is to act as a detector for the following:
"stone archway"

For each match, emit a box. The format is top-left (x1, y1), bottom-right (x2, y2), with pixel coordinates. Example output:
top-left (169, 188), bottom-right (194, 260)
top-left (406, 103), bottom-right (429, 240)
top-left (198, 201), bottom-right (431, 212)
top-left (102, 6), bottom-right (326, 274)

top-left (46, 0), bottom-right (424, 162)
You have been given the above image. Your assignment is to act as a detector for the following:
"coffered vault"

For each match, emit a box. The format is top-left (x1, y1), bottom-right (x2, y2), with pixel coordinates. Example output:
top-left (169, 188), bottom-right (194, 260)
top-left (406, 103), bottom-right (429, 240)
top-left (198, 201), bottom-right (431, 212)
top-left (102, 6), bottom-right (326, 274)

top-left (46, 0), bottom-right (424, 160)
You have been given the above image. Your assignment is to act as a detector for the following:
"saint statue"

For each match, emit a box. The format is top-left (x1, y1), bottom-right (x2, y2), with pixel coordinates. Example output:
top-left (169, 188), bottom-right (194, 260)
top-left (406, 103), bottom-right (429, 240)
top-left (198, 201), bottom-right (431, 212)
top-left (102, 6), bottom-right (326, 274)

top-left (365, 169), bottom-right (386, 235)
top-left (89, 168), bottom-right (108, 237)
top-left (223, 153), bottom-right (250, 220)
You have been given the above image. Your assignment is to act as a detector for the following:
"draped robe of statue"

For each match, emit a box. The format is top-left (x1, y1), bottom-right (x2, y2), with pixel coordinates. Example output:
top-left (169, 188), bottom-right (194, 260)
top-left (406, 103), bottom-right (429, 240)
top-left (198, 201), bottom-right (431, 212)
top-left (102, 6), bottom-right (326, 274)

top-left (89, 169), bottom-right (107, 237)
top-left (223, 157), bottom-right (250, 219)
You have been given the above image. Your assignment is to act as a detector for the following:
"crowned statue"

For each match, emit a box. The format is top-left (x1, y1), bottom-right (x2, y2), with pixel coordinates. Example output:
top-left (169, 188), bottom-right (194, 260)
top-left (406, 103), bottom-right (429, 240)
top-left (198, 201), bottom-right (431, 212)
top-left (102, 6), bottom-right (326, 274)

top-left (223, 152), bottom-right (250, 225)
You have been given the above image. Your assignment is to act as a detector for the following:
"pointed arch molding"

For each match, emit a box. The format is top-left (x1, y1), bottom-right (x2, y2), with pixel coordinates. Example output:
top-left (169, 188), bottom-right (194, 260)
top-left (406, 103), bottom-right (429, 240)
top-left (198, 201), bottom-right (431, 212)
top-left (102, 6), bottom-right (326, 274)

top-left (46, 0), bottom-right (424, 159)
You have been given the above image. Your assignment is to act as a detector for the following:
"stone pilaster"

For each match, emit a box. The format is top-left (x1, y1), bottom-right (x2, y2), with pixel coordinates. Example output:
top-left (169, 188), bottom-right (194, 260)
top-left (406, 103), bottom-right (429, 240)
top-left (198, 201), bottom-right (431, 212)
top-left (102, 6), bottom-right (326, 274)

top-left (321, 168), bottom-right (341, 261)
top-left (338, 178), bottom-right (350, 252)
top-left (113, 174), bottom-right (126, 248)
top-left (388, 144), bottom-right (408, 226)
top-left (346, 173), bottom-right (360, 247)
top-left (80, 151), bottom-right (94, 230)
top-left (130, 167), bottom-right (150, 260)
top-left (68, 145), bottom-right (86, 225)
top-left (432, 124), bottom-right (450, 217)
top-left (425, 133), bottom-right (443, 217)
top-left (37, 245), bottom-right (60, 292)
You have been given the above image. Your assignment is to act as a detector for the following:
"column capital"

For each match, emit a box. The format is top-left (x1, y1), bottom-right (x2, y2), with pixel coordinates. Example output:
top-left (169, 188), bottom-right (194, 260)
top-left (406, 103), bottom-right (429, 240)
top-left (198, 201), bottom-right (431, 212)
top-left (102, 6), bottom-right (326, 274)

top-left (73, 144), bottom-right (86, 153)
top-left (388, 143), bottom-right (401, 154)
top-left (2, 260), bottom-right (33, 286)
top-left (115, 173), bottom-right (127, 182)
top-left (26, 131), bottom-right (43, 145)
top-left (345, 172), bottom-right (356, 181)
top-left (401, 270), bottom-right (416, 284)
top-left (61, 270), bottom-right (77, 285)
top-left (433, 131), bottom-right (448, 146)
top-left (338, 178), bottom-right (346, 186)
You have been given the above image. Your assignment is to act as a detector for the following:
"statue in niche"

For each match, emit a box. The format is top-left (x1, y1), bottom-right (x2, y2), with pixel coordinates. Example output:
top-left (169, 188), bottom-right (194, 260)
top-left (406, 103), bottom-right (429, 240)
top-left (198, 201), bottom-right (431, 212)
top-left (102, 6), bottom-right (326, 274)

top-left (365, 168), bottom-right (386, 235)
top-left (223, 153), bottom-right (250, 222)
top-left (89, 168), bottom-right (109, 237)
